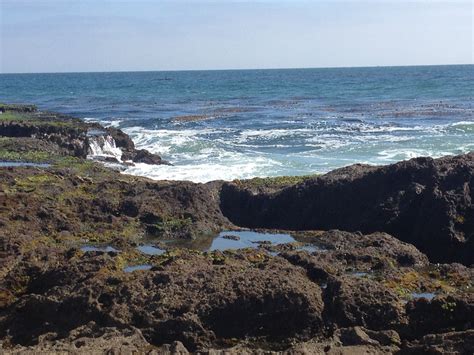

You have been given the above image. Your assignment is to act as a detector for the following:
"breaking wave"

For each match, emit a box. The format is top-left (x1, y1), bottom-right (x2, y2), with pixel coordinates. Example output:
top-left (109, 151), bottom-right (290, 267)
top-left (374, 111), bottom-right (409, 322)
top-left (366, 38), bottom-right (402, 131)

top-left (112, 119), bottom-right (474, 182)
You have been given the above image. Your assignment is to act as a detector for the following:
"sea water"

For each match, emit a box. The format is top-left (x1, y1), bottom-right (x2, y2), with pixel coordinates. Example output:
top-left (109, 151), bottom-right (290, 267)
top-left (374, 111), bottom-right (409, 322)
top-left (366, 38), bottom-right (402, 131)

top-left (1, 65), bottom-right (472, 182)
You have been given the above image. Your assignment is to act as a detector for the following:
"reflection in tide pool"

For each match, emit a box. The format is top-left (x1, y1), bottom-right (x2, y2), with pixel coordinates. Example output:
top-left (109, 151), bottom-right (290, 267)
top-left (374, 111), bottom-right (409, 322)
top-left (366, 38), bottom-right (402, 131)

top-left (349, 271), bottom-right (370, 278)
top-left (137, 245), bottom-right (166, 255)
top-left (0, 162), bottom-right (51, 168)
top-left (207, 230), bottom-right (320, 253)
top-left (81, 245), bottom-right (119, 253)
top-left (160, 230), bottom-right (323, 254)
top-left (209, 231), bottom-right (295, 251)
top-left (124, 264), bottom-right (152, 272)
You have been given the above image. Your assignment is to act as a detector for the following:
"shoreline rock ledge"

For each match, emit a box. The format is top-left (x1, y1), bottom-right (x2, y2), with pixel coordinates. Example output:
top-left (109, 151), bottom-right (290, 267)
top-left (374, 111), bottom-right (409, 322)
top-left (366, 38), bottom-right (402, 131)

top-left (221, 153), bottom-right (474, 265)
top-left (0, 103), bottom-right (472, 354)
top-left (0, 103), bottom-right (168, 166)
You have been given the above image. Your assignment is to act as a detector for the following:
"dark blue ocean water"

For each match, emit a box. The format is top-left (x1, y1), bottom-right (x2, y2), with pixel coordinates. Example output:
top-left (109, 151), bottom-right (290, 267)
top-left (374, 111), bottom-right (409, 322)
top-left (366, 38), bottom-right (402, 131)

top-left (1, 65), bottom-right (473, 181)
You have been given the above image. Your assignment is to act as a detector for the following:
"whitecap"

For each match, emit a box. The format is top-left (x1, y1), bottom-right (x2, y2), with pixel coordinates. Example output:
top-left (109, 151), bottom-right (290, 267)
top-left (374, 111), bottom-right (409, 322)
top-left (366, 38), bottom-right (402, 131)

top-left (376, 149), bottom-right (454, 162)
top-left (123, 155), bottom-right (282, 183)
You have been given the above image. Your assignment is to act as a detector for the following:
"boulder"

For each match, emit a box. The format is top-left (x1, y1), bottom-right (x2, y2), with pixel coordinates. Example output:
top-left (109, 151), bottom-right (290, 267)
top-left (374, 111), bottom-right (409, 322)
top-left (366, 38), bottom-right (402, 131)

top-left (220, 154), bottom-right (474, 264)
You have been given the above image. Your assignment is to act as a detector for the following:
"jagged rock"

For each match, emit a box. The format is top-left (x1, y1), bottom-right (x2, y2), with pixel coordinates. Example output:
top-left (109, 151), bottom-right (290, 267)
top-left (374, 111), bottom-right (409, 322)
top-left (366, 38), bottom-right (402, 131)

top-left (106, 127), bottom-right (135, 151)
top-left (220, 154), bottom-right (474, 264)
top-left (0, 104), bottom-right (37, 113)
top-left (222, 234), bottom-right (240, 241)
top-left (405, 294), bottom-right (474, 337)
top-left (132, 149), bottom-right (165, 164)
top-left (0, 107), bottom-right (165, 166)
top-left (1, 104), bottom-right (473, 353)
top-left (323, 275), bottom-right (405, 330)
top-left (0, 251), bottom-right (324, 351)
top-left (336, 327), bottom-right (379, 346)
top-left (403, 330), bottom-right (474, 354)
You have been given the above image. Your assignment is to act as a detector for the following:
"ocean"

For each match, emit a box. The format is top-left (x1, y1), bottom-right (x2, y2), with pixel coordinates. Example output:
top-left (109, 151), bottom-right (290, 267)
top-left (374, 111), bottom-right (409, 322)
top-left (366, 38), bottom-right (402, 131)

top-left (1, 65), bottom-right (473, 182)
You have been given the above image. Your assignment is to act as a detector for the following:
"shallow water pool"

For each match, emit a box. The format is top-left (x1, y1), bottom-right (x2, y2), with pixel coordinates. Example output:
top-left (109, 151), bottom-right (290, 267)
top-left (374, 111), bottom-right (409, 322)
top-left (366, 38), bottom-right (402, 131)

top-left (137, 245), bottom-right (166, 255)
top-left (0, 161), bottom-right (51, 168)
top-left (124, 264), bottom-right (152, 272)
top-left (81, 245), bottom-right (119, 253)
top-left (209, 231), bottom-right (295, 251)
top-left (161, 230), bottom-right (323, 254)
top-left (349, 271), bottom-right (370, 278)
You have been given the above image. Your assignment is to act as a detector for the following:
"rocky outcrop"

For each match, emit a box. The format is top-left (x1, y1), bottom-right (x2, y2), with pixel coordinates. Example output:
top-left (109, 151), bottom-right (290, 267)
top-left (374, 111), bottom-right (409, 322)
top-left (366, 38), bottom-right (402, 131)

top-left (403, 330), bottom-right (474, 354)
top-left (0, 167), bottom-right (231, 243)
top-left (1, 230), bottom-right (471, 353)
top-left (221, 154), bottom-right (474, 265)
top-left (122, 148), bottom-right (167, 165)
top-left (405, 294), bottom-right (474, 337)
top-left (0, 106), bottom-right (166, 165)
top-left (0, 103), bottom-right (37, 113)
top-left (323, 276), bottom-right (405, 330)
top-left (106, 126), bottom-right (167, 164)
top-left (0, 103), bottom-right (472, 353)
top-left (0, 121), bottom-right (89, 157)
top-left (0, 250), bottom-right (324, 351)
top-left (106, 126), bottom-right (136, 151)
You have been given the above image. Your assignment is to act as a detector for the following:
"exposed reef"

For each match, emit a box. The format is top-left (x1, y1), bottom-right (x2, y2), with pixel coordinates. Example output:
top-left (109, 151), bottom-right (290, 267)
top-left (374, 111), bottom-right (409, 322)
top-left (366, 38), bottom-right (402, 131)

top-left (0, 104), bottom-right (472, 354)
top-left (221, 155), bottom-right (474, 265)
top-left (0, 103), bottom-right (166, 165)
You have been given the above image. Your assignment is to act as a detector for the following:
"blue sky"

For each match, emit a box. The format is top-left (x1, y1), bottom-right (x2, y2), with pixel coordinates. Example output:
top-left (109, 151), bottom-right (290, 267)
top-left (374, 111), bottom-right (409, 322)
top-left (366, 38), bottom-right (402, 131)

top-left (0, 0), bottom-right (472, 73)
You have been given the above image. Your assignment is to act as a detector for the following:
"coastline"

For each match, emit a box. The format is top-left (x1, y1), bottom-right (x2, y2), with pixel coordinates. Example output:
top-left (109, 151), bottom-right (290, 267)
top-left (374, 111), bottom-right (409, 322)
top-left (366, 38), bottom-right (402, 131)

top-left (0, 103), bottom-right (472, 353)
top-left (3, 65), bottom-right (473, 183)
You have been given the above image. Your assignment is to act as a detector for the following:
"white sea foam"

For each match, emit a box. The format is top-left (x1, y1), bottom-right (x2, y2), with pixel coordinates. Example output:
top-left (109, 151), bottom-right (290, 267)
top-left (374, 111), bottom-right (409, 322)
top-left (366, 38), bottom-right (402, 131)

top-left (83, 117), bottom-right (123, 128)
top-left (124, 156), bottom-right (281, 183)
top-left (83, 116), bottom-right (474, 182)
top-left (446, 121), bottom-right (474, 132)
top-left (106, 120), bottom-right (123, 128)
top-left (450, 121), bottom-right (474, 127)
top-left (376, 149), bottom-right (454, 162)
top-left (87, 135), bottom-right (123, 161)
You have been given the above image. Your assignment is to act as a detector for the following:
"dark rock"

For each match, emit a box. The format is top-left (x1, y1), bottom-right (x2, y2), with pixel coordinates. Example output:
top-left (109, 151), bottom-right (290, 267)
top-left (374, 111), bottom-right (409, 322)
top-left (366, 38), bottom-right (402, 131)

top-left (1, 104), bottom-right (473, 353)
top-left (0, 104), bottom-right (37, 113)
top-left (222, 234), bottom-right (240, 241)
top-left (119, 199), bottom-right (140, 217)
top-left (405, 295), bottom-right (474, 338)
top-left (0, 108), bottom-right (166, 167)
top-left (403, 330), bottom-right (474, 354)
top-left (220, 154), bottom-right (474, 265)
top-left (323, 275), bottom-right (405, 330)
top-left (336, 327), bottom-right (379, 346)
top-left (139, 212), bottom-right (163, 224)
top-left (106, 127), bottom-right (135, 151)
top-left (132, 149), bottom-right (165, 165)
top-left (365, 328), bottom-right (401, 347)
top-left (0, 251), bottom-right (324, 351)
top-left (91, 155), bottom-right (120, 163)
top-left (159, 340), bottom-right (190, 354)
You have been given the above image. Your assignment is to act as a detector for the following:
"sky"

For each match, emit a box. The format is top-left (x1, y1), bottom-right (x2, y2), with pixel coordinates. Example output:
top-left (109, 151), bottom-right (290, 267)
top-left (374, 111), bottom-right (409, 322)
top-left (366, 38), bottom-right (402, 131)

top-left (0, 0), bottom-right (472, 73)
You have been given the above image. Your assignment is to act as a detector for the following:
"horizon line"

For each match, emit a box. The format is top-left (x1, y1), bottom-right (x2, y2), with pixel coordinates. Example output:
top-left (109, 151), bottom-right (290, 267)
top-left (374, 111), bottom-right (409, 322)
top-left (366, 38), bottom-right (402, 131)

top-left (1, 63), bottom-right (472, 75)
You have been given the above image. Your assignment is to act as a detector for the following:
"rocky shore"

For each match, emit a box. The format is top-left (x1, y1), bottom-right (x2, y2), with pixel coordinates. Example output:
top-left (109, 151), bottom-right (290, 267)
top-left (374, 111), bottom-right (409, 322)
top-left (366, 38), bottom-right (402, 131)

top-left (0, 104), bottom-right (472, 354)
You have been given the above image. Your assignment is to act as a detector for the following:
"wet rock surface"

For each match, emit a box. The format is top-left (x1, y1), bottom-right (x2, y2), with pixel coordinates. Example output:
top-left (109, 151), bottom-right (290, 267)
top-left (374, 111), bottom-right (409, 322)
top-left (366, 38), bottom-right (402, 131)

top-left (0, 104), bottom-right (473, 353)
